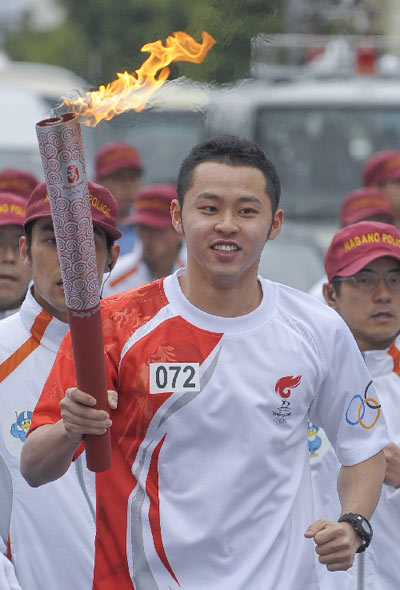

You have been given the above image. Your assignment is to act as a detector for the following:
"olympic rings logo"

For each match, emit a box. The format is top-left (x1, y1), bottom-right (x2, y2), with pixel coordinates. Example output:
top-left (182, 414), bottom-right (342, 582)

top-left (345, 381), bottom-right (381, 430)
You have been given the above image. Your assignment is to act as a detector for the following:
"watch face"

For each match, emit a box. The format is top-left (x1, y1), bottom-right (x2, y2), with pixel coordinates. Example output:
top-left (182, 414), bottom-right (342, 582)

top-left (360, 519), bottom-right (372, 535)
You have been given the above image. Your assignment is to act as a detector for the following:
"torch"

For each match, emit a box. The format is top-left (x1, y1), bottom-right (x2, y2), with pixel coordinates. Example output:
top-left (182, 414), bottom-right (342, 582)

top-left (36, 112), bottom-right (111, 472)
top-left (35, 31), bottom-right (215, 472)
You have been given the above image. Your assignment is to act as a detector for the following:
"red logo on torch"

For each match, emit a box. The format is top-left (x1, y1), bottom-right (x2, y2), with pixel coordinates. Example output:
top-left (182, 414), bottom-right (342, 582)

top-left (67, 165), bottom-right (80, 183)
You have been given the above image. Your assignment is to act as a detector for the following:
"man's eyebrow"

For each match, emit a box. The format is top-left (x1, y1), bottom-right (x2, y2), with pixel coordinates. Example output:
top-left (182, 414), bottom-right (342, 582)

top-left (362, 265), bottom-right (400, 272)
top-left (195, 193), bottom-right (262, 204)
top-left (38, 223), bottom-right (55, 233)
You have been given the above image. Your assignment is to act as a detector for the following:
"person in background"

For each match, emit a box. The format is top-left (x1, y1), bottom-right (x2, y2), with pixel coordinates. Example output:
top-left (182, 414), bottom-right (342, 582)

top-left (0, 181), bottom-right (120, 590)
top-left (21, 135), bottom-right (387, 590)
top-left (0, 169), bottom-right (39, 200)
top-left (0, 193), bottom-right (32, 320)
top-left (309, 186), bottom-right (396, 301)
top-left (103, 183), bottom-right (185, 296)
top-left (339, 187), bottom-right (396, 227)
top-left (363, 149), bottom-right (400, 226)
top-left (310, 220), bottom-right (400, 590)
top-left (94, 140), bottom-right (143, 255)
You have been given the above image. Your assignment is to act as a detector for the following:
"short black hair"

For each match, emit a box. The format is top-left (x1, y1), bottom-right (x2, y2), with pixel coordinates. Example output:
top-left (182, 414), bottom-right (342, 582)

top-left (177, 135), bottom-right (281, 213)
top-left (330, 278), bottom-right (342, 295)
top-left (24, 222), bottom-right (34, 258)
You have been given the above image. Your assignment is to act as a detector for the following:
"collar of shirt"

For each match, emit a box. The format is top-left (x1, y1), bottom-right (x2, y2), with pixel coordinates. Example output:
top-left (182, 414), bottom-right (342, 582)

top-left (18, 288), bottom-right (69, 352)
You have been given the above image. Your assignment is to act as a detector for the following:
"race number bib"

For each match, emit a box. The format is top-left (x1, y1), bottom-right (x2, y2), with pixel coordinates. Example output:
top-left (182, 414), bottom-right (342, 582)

top-left (149, 363), bottom-right (200, 393)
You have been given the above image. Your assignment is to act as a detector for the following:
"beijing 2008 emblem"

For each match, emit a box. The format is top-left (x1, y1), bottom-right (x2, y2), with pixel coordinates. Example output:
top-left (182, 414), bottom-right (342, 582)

top-left (272, 375), bottom-right (302, 425)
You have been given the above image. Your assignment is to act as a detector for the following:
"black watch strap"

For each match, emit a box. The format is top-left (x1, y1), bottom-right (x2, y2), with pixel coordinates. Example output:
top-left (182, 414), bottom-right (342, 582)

top-left (338, 512), bottom-right (373, 553)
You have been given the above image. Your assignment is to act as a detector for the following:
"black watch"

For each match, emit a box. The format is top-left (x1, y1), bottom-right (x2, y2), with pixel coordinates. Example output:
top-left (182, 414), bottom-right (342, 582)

top-left (338, 513), bottom-right (373, 553)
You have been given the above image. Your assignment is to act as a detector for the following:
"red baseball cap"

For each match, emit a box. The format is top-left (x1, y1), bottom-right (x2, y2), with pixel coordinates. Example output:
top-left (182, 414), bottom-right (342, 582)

top-left (362, 150), bottom-right (400, 186)
top-left (123, 183), bottom-right (177, 228)
top-left (95, 141), bottom-right (143, 178)
top-left (24, 180), bottom-right (122, 241)
top-left (0, 168), bottom-right (39, 199)
top-left (0, 192), bottom-right (26, 227)
top-left (325, 221), bottom-right (400, 281)
top-left (340, 187), bottom-right (395, 226)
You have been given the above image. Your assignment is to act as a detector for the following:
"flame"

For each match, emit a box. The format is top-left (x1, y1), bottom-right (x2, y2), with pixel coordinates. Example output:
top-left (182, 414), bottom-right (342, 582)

top-left (63, 31), bottom-right (215, 127)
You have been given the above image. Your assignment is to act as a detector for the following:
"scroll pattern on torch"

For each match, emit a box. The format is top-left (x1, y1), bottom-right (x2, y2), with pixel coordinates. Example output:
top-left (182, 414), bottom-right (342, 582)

top-left (36, 114), bottom-right (100, 312)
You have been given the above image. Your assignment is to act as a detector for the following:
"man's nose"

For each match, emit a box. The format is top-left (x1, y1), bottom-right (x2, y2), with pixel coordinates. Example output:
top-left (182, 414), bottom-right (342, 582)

top-left (215, 212), bottom-right (238, 233)
top-left (373, 278), bottom-right (393, 300)
top-left (0, 243), bottom-right (19, 263)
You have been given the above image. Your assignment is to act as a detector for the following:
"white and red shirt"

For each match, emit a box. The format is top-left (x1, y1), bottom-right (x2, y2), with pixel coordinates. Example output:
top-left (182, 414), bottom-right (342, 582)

top-left (103, 241), bottom-right (186, 296)
top-left (0, 289), bottom-right (95, 590)
top-left (31, 270), bottom-right (389, 590)
top-left (310, 336), bottom-right (400, 590)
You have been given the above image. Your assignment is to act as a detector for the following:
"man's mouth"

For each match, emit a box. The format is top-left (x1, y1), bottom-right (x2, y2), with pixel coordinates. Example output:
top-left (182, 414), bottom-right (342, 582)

top-left (371, 311), bottom-right (394, 320)
top-left (212, 244), bottom-right (239, 253)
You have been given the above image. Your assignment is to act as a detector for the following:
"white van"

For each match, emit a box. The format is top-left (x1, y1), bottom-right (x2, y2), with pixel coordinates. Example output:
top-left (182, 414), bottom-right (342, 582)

top-left (0, 84), bottom-right (49, 178)
top-left (204, 35), bottom-right (400, 246)
top-left (0, 61), bottom-right (89, 179)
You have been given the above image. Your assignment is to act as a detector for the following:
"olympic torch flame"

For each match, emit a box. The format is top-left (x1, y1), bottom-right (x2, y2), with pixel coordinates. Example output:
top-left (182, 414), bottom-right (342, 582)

top-left (63, 31), bottom-right (215, 127)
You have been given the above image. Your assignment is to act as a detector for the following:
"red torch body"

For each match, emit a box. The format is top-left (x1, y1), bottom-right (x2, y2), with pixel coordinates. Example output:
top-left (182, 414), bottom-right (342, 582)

top-left (36, 113), bottom-right (111, 472)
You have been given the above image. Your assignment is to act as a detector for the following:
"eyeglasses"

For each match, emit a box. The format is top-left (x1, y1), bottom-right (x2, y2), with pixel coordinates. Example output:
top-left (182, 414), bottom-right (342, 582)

top-left (334, 270), bottom-right (400, 291)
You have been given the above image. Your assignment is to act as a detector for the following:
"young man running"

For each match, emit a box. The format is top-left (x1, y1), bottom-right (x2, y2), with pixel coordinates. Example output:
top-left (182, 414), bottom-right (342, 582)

top-left (22, 136), bottom-right (388, 590)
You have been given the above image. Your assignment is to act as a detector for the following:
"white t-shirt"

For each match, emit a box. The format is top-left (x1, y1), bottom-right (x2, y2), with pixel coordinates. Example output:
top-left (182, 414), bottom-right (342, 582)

top-left (32, 271), bottom-right (389, 590)
top-left (310, 336), bottom-right (400, 590)
top-left (308, 275), bottom-right (327, 303)
top-left (0, 289), bottom-right (95, 590)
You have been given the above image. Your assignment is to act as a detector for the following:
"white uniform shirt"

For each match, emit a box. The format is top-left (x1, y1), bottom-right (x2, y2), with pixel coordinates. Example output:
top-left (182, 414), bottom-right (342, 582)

top-left (310, 336), bottom-right (400, 590)
top-left (0, 289), bottom-right (95, 590)
top-left (0, 309), bottom-right (20, 321)
top-left (308, 275), bottom-right (327, 303)
top-left (103, 241), bottom-right (186, 296)
top-left (32, 271), bottom-right (390, 590)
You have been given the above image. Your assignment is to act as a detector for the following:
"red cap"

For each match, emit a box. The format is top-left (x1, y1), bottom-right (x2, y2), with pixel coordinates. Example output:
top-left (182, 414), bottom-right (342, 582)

top-left (0, 192), bottom-right (26, 227)
top-left (325, 221), bottom-right (400, 281)
top-left (95, 141), bottom-right (143, 178)
top-left (340, 187), bottom-right (395, 226)
top-left (123, 183), bottom-right (176, 228)
top-left (24, 181), bottom-right (122, 241)
top-left (362, 150), bottom-right (400, 186)
top-left (0, 168), bottom-right (39, 199)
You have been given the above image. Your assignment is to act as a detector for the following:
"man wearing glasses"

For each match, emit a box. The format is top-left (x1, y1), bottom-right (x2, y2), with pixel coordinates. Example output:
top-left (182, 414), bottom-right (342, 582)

top-left (311, 220), bottom-right (400, 590)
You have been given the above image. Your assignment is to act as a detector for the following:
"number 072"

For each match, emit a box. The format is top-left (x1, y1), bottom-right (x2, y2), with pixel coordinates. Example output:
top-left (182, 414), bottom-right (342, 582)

top-left (149, 363), bottom-right (200, 393)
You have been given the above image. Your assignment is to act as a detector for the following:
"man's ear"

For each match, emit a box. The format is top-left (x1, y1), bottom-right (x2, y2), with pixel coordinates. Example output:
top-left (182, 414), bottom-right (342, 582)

top-left (323, 282), bottom-right (338, 309)
top-left (268, 208), bottom-right (283, 242)
top-left (19, 236), bottom-right (31, 269)
top-left (108, 244), bottom-right (120, 272)
top-left (170, 199), bottom-right (184, 236)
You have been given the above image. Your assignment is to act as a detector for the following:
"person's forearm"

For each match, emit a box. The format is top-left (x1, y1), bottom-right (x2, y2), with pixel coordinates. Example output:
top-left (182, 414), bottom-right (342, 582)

top-left (20, 420), bottom-right (80, 487)
top-left (383, 442), bottom-right (400, 487)
top-left (338, 450), bottom-right (386, 519)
